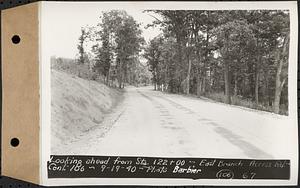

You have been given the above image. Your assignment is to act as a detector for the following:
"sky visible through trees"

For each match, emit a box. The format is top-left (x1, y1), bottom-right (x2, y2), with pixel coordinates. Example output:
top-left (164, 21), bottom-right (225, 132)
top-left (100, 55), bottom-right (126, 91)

top-left (73, 10), bottom-right (289, 115)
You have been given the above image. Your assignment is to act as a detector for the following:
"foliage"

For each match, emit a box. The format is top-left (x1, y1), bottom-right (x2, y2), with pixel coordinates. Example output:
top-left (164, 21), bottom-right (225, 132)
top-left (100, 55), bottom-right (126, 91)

top-left (145, 10), bottom-right (289, 114)
top-left (92, 10), bottom-right (146, 88)
top-left (75, 9), bottom-right (289, 115)
top-left (77, 27), bottom-right (93, 64)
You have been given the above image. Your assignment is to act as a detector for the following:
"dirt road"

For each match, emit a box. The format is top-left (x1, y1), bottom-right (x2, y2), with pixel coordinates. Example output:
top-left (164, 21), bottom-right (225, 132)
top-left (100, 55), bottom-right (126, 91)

top-left (64, 86), bottom-right (294, 159)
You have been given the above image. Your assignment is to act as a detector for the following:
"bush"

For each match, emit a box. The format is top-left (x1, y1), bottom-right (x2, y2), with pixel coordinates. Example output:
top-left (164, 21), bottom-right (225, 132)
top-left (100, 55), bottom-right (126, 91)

top-left (205, 92), bottom-right (288, 115)
top-left (51, 57), bottom-right (99, 81)
top-left (206, 92), bottom-right (227, 103)
top-left (231, 95), bottom-right (255, 109)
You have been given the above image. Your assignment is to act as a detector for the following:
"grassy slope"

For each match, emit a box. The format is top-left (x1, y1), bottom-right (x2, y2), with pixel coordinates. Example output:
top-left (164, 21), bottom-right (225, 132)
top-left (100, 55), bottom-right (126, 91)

top-left (51, 70), bottom-right (122, 153)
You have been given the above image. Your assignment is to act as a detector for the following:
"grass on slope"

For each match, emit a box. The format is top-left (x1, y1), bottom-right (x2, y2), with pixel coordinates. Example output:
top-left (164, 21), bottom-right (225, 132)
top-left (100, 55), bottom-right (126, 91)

top-left (51, 70), bottom-right (123, 153)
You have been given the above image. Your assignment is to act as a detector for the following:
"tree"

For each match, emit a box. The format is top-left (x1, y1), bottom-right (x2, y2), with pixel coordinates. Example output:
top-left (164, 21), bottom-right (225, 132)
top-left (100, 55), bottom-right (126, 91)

top-left (212, 20), bottom-right (256, 104)
top-left (92, 10), bottom-right (144, 88)
top-left (82, 9), bottom-right (290, 114)
top-left (144, 36), bottom-right (163, 90)
top-left (93, 13), bottom-right (114, 84)
top-left (146, 10), bottom-right (190, 93)
top-left (114, 12), bottom-right (144, 88)
top-left (77, 27), bottom-right (91, 64)
top-left (274, 34), bottom-right (289, 113)
top-left (144, 10), bottom-right (289, 114)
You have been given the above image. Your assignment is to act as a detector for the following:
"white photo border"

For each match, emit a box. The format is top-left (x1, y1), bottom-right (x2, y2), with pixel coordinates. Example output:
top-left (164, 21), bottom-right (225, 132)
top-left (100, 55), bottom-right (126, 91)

top-left (40, 1), bottom-right (298, 186)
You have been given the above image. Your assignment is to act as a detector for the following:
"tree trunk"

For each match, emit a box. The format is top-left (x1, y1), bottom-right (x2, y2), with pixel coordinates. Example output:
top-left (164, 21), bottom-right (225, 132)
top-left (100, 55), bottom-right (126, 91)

top-left (255, 39), bottom-right (261, 106)
top-left (185, 31), bottom-right (193, 95)
top-left (196, 46), bottom-right (202, 97)
top-left (207, 66), bottom-right (212, 93)
top-left (273, 35), bottom-right (289, 114)
top-left (202, 18), bottom-right (210, 94)
top-left (196, 75), bottom-right (202, 97)
top-left (255, 68), bottom-right (259, 106)
top-left (194, 27), bottom-right (202, 97)
top-left (274, 76), bottom-right (286, 114)
top-left (274, 60), bottom-right (284, 114)
top-left (224, 61), bottom-right (231, 104)
top-left (106, 70), bottom-right (110, 86)
top-left (202, 72), bottom-right (206, 94)
top-left (118, 71), bottom-right (122, 89)
top-left (234, 72), bottom-right (238, 97)
top-left (262, 71), bottom-right (268, 106)
top-left (175, 35), bottom-right (184, 94)
top-left (186, 57), bottom-right (192, 94)
top-left (117, 59), bottom-right (122, 89)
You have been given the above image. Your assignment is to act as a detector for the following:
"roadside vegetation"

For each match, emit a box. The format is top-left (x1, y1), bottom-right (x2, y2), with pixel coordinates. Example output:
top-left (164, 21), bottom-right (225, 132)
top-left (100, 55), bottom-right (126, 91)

top-left (54, 10), bottom-right (289, 115)
top-left (143, 10), bottom-right (289, 115)
top-left (51, 57), bottom-right (124, 153)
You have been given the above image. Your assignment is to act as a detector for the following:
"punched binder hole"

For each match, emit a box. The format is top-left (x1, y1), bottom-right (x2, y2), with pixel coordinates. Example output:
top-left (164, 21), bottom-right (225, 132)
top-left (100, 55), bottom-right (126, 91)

top-left (11, 35), bottom-right (21, 44)
top-left (10, 138), bottom-right (19, 147)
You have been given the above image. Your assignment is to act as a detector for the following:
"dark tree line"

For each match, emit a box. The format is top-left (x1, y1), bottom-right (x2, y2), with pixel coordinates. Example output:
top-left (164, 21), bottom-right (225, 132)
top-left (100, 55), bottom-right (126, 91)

top-left (144, 10), bottom-right (289, 114)
top-left (76, 10), bottom-right (289, 115)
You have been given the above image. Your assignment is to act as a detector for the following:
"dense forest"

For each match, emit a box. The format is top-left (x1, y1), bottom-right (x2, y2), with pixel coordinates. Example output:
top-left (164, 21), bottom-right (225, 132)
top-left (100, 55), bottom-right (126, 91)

top-left (70, 10), bottom-right (290, 115)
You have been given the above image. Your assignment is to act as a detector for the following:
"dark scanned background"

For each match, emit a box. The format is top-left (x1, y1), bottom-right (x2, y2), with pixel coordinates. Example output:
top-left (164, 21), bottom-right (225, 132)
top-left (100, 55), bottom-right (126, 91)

top-left (0, 0), bottom-right (299, 187)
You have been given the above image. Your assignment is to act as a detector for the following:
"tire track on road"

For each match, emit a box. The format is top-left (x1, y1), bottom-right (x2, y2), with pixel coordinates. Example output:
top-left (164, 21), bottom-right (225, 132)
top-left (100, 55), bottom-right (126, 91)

top-left (137, 90), bottom-right (176, 128)
top-left (156, 94), bottom-right (196, 115)
top-left (137, 89), bottom-right (193, 156)
top-left (152, 92), bottom-right (273, 158)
